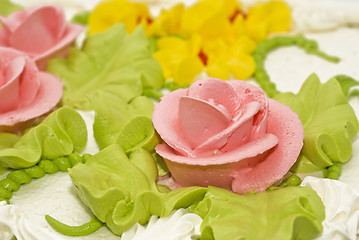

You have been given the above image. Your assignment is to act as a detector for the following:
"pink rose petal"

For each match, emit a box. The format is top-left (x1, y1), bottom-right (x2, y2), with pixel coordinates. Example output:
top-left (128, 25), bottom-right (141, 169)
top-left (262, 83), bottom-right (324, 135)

top-left (18, 58), bottom-right (40, 108)
top-left (0, 5), bottom-right (83, 70)
top-left (9, 6), bottom-right (66, 54)
top-left (179, 96), bottom-right (231, 149)
top-left (228, 80), bottom-right (269, 139)
top-left (0, 57), bottom-right (25, 113)
top-left (153, 89), bottom-right (194, 157)
top-left (0, 47), bottom-right (63, 127)
top-left (157, 133), bottom-right (278, 190)
top-left (33, 23), bottom-right (83, 70)
top-left (231, 99), bottom-right (304, 194)
top-left (0, 72), bottom-right (63, 126)
top-left (195, 102), bottom-right (261, 154)
top-left (187, 78), bottom-right (241, 117)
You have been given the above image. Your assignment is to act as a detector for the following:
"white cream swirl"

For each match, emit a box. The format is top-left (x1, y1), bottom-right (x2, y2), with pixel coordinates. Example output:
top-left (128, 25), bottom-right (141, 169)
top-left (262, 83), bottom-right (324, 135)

top-left (292, 0), bottom-right (359, 32)
top-left (301, 176), bottom-right (359, 240)
top-left (0, 201), bottom-right (62, 240)
top-left (121, 209), bottom-right (202, 240)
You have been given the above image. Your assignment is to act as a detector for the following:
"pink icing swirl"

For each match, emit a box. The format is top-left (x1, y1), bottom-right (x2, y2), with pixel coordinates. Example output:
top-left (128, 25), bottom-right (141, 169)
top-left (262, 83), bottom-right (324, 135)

top-left (153, 78), bottom-right (304, 194)
top-left (0, 5), bottom-right (83, 70)
top-left (0, 47), bottom-right (63, 129)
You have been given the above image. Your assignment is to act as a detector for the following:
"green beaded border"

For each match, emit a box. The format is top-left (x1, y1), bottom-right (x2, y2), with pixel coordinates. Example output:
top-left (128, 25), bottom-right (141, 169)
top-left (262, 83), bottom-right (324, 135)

top-left (253, 35), bottom-right (340, 97)
top-left (0, 152), bottom-right (91, 203)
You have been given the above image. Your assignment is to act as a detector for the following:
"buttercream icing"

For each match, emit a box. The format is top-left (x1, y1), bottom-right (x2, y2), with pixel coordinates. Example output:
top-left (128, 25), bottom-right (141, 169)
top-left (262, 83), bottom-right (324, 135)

top-left (0, 5), bottom-right (83, 70)
top-left (153, 78), bottom-right (304, 194)
top-left (1, 1), bottom-right (359, 240)
top-left (302, 176), bottom-right (359, 240)
top-left (0, 47), bottom-right (63, 130)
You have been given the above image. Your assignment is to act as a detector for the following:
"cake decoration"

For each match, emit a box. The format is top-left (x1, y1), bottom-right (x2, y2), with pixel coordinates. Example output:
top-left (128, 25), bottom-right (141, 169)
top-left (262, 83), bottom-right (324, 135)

top-left (68, 144), bottom-right (207, 235)
top-left (91, 92), bottom-right (159, 152)
top-left (0, 201), bottom-right (60, 239)
top-left (67, 142), bottom-right (325, 239)
top-left (0, 107), bottom-right (87, 170)
top-left (121, 208), bottom-right (202, 240)
top-left (274, 74), bottom-right (359, 173)
top-left (46, 24), bottom-right (164, 110)
top-left (0, 47), bottom-right (63, 132)
top-left (0, 5), bottom-right (83, 70)
top-left (253, 35), bottom-right (340, 97)
top-left (195, 185), bottom-right (324, 239)
top-left (302, 176), bottom-right (359, 240)
top-left (87, 0), bottom-right (291, 86)
top-left (88, 0), bottom-right (151, 35)
top-left (153, 77), bottom-right (304, 193)
top-left (0, 0), bottom-right (359, 239)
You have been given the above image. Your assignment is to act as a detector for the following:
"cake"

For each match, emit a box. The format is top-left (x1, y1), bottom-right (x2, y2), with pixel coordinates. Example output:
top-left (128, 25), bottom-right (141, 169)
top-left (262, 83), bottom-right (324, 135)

top-left (1, 0), bottom-right (359, 239)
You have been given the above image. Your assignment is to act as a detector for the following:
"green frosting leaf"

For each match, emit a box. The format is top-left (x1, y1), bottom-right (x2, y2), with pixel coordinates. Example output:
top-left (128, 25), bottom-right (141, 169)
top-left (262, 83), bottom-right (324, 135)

top-left (71, 11), bottom-right (90, 25)
top-left (0, 107), bottom-right (87, 169)
top-left (47, 24), bottom-right (164, 110)
top-left (69, 144), bottom-right (207, 235)
top-left (0, 0), bottom-right (22, 16)
top-left (69, 144), bottom-right (325, 239)
top-left (195, 186), bottom-right (325, 240)
top-left (274, 74), bottom-right (359, 172)
top-left (0, 133), bottom-right (20, 150)
top-left (334, 74), bottom-right (359, 98)
top-left (92, 91), bottom-right (159, 153)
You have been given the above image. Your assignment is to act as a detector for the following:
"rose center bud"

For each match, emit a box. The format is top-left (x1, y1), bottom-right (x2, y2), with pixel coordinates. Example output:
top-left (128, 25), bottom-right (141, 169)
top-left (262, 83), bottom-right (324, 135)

top-left (178, 96), bottom-right (232, 150)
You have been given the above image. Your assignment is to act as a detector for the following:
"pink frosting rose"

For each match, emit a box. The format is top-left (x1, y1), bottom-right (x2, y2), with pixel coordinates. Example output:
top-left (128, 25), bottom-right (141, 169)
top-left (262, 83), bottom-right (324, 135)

top-left (0, 5), bottom-right (83, 70)
top-left (0, 47), bottom-right (63, 131)
top-left (153, 78), bottom-right (304, 194)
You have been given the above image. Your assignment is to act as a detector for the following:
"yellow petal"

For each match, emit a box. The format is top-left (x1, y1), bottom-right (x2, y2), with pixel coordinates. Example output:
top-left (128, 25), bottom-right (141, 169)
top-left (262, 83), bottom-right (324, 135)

top-left (245, 0), bottom-right (291, 41)
top-left (232, 14), bottom-right (246, 36)
top-left (198, 12), bottom-right (234, 39)
top-left (147, 4), bottom-right (184, 37)
top-left (265, 1), bottom-right (292, 33)
top-left (156, 36), bottom-right (188, 51)
top-left (206, 63), bottom-right (230, 80)
top-left (227, 53), bottom-right (255, 80)
top-left (232, 35), bottom-right (256, 54)
top-left (154, 49), bottom-right (183, 79)
top-left (173, 56), bottom-right (204, 86)
top-left (88, 0), bottom-right (150, 35)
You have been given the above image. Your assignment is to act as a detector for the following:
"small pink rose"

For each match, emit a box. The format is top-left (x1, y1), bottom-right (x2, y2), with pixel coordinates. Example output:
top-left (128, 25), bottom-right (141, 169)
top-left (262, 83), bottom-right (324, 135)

top-left (0, 5), bottom-right (83, 70)
top-left (153, 78), bottom-right (304, 194)
top-left (0, 47), bottom-right (63, 131)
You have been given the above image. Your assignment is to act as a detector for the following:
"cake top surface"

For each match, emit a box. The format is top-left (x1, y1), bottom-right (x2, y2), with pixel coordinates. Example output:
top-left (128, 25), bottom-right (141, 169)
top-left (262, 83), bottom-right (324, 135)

top-left (1, 0), bottom-right (359, 239)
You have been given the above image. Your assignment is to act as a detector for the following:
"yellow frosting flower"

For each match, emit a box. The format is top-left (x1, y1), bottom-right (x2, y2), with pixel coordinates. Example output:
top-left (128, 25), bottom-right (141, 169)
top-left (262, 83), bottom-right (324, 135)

top-left (153, 36), bottom-right (204, 85)
top-left (88, 0), bottom-right (150, 34)
top-left (87, 0), bottom-right (292, 85)
top-left (245, 0), bottom-right (291, 42)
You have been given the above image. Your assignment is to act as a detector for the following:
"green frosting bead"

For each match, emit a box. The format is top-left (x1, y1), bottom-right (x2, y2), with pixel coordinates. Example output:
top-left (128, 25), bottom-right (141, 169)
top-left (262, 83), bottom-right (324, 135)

top-left (24, 166), bottom-right (46, 179)
top-left (69, 153), bottom-right (83, 167)
top-left (54, 157), bottom-right (72, 172)
top-left (39, 160), bottom-right (59, 174)
top-left (7, 170), bottom-right (32, 184)
top-left (0, 178), bottom-right (20, 192)
top-left (82, 154), bottom-right (92, 163)
top-left (0, 187), bottom-right (12, 200)
top-left (253, 35), bottom-right (340, 97)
